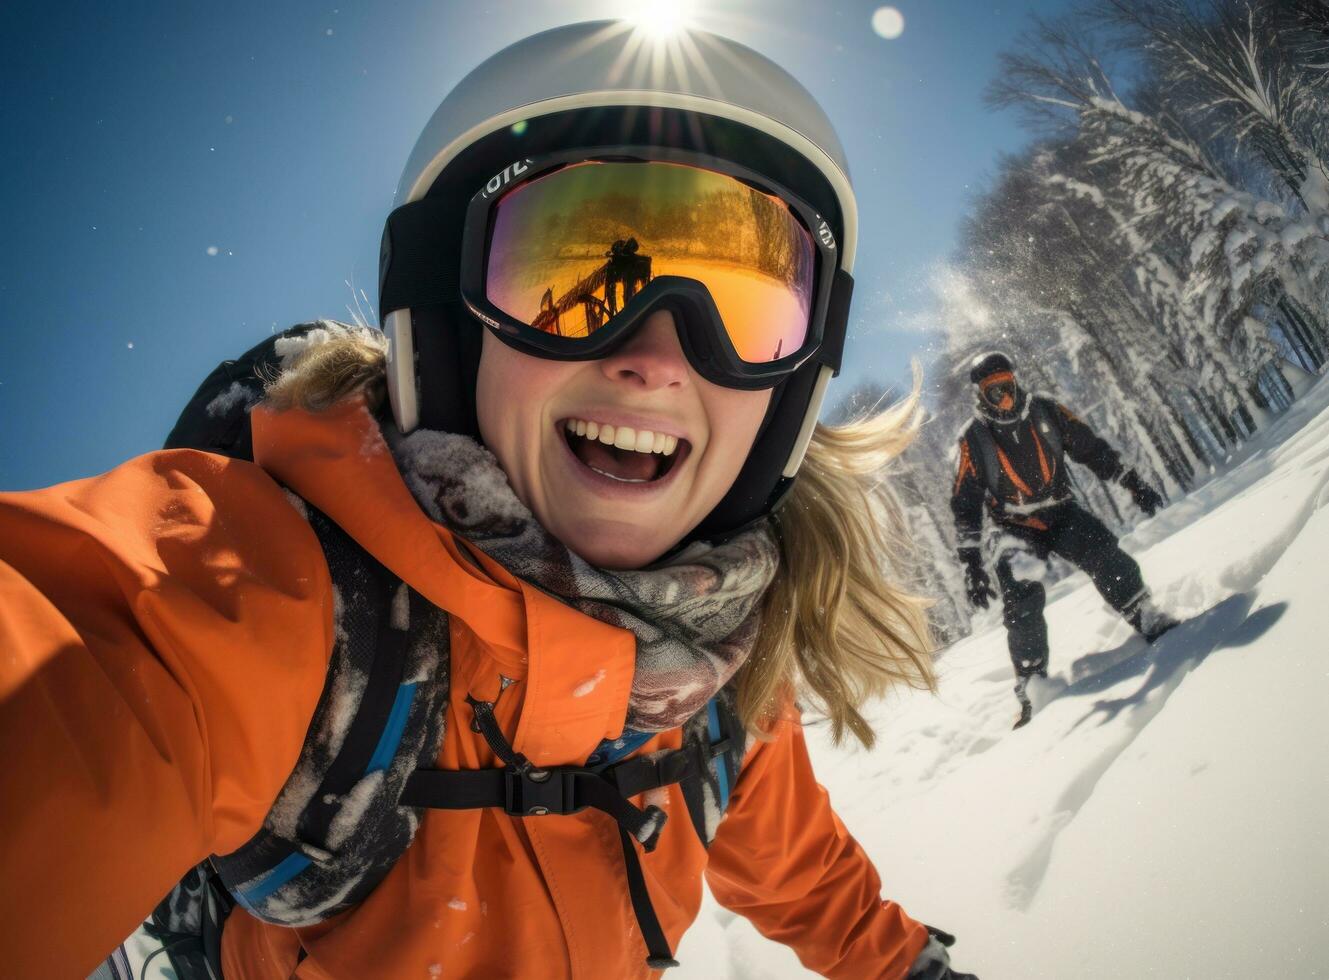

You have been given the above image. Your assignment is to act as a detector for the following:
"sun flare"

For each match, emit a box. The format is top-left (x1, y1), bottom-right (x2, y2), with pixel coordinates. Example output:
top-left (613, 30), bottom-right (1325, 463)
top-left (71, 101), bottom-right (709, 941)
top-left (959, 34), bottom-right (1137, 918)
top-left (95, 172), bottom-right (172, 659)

top-left (627, 0), bottom-right (696, 40)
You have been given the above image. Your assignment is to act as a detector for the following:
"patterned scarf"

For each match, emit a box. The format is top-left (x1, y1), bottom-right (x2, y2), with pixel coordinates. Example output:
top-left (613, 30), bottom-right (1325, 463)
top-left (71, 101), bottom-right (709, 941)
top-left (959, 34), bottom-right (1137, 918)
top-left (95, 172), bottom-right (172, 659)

top-left (388, 427), bottom-right (780, 731)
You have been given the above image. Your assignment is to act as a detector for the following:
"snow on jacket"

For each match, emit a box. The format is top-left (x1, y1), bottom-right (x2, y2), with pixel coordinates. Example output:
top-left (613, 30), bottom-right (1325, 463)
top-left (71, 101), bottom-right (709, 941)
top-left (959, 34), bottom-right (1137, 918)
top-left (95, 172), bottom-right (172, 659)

top-left (951, 395), bottom-right (1124, 542)
top-left (0, 397), bottom-right (929, 979)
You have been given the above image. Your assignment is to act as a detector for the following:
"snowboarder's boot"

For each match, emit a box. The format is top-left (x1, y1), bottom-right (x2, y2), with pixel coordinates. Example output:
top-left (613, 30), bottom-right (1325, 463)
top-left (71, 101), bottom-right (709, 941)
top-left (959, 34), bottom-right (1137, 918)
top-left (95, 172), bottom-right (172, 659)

top-left (1125, 594), bottom-right (1180, 643)
top-left (1012, 672), bottom-right (1040, 729)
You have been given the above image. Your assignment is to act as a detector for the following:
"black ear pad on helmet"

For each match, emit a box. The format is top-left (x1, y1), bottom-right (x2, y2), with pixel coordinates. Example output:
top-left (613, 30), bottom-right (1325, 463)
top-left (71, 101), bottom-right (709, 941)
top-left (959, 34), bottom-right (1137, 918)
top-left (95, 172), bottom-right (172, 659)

top-left (411, 303), bottom-right (482, 436)
top-left (380, 105), bottom-right (850, 544)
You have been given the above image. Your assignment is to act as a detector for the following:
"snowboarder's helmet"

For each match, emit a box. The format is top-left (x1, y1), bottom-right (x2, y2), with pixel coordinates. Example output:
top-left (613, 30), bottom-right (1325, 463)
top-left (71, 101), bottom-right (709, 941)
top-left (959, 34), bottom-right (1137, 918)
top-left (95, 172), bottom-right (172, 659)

top-left (377, 19), bottom-right (857, 542)
top-left (968, 351), bottom-right (1016, 385)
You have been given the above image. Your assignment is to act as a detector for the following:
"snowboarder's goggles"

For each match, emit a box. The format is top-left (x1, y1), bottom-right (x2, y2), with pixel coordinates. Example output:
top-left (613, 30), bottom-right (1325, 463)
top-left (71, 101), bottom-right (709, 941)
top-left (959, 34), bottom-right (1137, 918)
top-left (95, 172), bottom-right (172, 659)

top-left (457, 147), bottom-right (844, 389)
top-left (980, 372), bottom-right (1016, 406)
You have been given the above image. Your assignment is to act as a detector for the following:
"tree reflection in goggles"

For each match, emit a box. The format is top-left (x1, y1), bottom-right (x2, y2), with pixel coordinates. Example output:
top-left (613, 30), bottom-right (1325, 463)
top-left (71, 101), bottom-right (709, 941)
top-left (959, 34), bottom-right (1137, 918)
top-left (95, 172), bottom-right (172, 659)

top-left (483, 161), bottom-right (816, 364)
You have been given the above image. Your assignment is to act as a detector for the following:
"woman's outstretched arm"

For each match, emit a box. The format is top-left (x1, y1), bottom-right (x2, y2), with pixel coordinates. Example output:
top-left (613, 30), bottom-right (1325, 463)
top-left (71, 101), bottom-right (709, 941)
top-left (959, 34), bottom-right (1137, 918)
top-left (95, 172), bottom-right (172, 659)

top-left (0, 451), bottom-right (332, 979)
top-left (705, 707), bottom-right (931, 979)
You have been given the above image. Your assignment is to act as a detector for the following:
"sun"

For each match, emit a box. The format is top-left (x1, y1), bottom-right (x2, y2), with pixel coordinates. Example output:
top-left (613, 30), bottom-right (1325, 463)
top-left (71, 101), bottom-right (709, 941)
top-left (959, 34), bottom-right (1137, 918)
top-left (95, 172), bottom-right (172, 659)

top-left (626, 0), bottom-right (697, 40)
top-left (871, 6), bottom-right (906, 40)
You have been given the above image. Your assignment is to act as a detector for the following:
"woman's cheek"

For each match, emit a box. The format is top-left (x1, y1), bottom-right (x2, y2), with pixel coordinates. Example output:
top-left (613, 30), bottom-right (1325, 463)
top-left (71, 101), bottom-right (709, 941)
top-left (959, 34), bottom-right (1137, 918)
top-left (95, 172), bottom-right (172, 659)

top-left (704, 387), bottom-right (771, 488)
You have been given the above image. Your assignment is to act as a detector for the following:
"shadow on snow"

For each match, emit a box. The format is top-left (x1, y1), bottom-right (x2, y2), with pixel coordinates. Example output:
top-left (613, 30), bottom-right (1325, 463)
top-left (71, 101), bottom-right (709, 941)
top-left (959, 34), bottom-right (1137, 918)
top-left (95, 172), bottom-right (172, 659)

top-left (1004, 594), bottom-right (1285, 910)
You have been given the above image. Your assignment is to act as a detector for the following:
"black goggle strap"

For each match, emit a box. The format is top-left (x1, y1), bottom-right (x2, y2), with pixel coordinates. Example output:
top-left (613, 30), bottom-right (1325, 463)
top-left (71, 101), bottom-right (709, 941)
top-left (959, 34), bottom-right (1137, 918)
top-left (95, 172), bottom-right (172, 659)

top-left (817, 268), bottom-right (852, 375)
top-left (379, 199), bottom-right (464, 321)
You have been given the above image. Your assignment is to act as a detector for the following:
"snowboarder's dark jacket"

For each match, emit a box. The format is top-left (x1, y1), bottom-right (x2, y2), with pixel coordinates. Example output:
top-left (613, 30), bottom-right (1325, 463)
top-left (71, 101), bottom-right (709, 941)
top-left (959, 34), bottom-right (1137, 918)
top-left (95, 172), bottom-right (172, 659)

top-left (951, 392), bottom-right (1124, 543)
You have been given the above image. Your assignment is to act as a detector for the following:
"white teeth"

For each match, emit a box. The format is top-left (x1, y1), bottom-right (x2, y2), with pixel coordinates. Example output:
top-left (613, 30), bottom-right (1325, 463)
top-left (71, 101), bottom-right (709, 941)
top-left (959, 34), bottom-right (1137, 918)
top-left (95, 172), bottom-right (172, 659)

top-left (564, 418), bottom-right (682, 456)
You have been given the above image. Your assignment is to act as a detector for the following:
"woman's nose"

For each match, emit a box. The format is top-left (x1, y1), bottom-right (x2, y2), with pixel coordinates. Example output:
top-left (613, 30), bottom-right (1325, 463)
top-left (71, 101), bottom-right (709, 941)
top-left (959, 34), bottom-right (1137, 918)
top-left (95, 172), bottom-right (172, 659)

top-left (599, 309), bottom-right (690, 391)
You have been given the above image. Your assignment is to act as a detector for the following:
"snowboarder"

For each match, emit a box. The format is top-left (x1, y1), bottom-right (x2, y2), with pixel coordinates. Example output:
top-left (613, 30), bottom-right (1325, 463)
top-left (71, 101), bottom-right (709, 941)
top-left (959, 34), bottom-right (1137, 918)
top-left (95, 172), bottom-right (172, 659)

top-left (604, 237), bottom-right (648, 315)
top-left (0, 21), bottom-right (978, 980)
top-left (950, 352), bottom-right (1176, 728)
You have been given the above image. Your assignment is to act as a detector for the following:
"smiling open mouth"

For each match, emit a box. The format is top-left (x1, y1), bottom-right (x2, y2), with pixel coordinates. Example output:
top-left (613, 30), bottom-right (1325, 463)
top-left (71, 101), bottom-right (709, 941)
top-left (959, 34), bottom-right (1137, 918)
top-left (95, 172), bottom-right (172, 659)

top-left (561, 418), bottom-right (690, 484)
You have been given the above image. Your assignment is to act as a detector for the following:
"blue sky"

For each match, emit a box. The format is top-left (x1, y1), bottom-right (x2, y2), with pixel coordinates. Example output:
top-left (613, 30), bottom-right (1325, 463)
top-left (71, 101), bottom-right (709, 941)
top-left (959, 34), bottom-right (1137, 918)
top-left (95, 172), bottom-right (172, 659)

top-left (0, 0), bottom-right (1075, 490)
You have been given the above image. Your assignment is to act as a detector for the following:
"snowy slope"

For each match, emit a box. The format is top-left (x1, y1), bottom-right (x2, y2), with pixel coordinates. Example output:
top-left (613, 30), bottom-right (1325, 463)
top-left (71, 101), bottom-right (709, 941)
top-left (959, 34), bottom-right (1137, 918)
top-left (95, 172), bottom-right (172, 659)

top-left (678, 374), bottom-right (1329, 979)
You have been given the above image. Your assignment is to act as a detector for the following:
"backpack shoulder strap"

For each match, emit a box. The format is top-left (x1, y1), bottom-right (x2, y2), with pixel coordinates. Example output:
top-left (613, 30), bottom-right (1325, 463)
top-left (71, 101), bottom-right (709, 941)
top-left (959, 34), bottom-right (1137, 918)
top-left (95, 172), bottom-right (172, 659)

top-left (211, 503), bottom-right (450, 923)
top-left (131, 501), bottom-right (452, 979)
top-left (1028, 396), bottom-right (1064, 462)
top-left (963, 421), bottom-right (1002, 500)
top-left (678, 688), bottom-right (748, 845)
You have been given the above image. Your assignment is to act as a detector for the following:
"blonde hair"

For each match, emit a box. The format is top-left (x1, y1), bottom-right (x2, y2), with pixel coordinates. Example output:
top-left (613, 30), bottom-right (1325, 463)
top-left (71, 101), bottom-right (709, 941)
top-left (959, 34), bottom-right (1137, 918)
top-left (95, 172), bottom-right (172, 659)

top-left (741, 392), bottom-right (936, 749)
top-left (268, 328), bottom-right (935, 750)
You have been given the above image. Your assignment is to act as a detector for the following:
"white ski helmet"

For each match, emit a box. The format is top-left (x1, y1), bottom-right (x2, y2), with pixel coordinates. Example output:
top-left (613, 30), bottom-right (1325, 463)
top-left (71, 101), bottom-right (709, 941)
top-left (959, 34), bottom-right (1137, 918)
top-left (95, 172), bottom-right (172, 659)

top-left (378, 19), bottom-right (859, 541)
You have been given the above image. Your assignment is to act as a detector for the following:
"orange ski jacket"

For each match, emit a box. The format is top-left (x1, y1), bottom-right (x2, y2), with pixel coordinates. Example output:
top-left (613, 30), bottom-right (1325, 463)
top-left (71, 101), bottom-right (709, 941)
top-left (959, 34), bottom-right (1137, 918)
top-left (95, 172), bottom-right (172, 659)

top-left (0, 398), bottom-right (928, 979)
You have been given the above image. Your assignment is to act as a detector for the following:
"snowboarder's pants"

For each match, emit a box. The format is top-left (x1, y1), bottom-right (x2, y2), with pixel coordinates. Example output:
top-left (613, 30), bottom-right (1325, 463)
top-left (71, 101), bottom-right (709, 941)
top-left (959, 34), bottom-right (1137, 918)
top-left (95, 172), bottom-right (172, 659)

top-left (994, 501), bottom-right (1147, 677)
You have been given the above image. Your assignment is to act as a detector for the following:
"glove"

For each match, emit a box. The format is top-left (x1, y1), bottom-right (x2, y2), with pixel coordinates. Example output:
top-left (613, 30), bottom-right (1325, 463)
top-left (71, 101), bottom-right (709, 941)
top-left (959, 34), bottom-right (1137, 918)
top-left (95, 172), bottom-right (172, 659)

top-left (959, 548), bottom-right (996, 610)
top-left (1120, 469), bottom-right (1163, 517)
top-left (908, 925), bottom-right (980, 980)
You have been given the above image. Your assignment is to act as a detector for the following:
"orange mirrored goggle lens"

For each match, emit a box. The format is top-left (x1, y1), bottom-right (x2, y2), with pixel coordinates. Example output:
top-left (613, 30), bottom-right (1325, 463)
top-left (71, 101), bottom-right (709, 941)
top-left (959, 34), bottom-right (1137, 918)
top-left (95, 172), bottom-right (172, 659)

top-left (484, 161), bottom-right (816, 363)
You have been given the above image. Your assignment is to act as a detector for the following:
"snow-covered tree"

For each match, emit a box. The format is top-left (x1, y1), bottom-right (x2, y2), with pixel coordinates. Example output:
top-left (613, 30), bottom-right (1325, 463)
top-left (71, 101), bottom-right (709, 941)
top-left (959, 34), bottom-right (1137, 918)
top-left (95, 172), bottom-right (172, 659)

top-left (864, 1), bottom-right (1329, 644)
top-left (990, 9), bottom-right (1329, 428)
top-left (1100, 0), bottom-right (1329, 221)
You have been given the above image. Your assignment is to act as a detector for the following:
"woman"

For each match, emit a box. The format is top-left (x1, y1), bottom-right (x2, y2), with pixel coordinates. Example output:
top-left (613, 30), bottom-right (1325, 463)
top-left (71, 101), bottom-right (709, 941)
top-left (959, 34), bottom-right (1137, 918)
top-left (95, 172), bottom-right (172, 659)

top-left (0, 21), bottom-right (977, 980)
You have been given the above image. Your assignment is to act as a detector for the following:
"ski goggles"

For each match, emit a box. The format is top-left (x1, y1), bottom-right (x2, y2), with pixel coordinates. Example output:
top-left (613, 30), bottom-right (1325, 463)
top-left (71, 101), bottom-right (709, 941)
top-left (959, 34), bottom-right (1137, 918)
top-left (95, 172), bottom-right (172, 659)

top-left (457, 147), bottom-right (844, 389)
top-left (980, 372), bottom-right (1017, 407)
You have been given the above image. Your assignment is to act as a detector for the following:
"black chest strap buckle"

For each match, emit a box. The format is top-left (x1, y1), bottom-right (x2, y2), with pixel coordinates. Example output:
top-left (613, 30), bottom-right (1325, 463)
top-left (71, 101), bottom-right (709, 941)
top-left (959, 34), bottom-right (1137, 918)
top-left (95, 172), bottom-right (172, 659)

top-left (504, 766), bottom-right (580, 817)
top-left (398, 695), bottom-right (688, 970)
